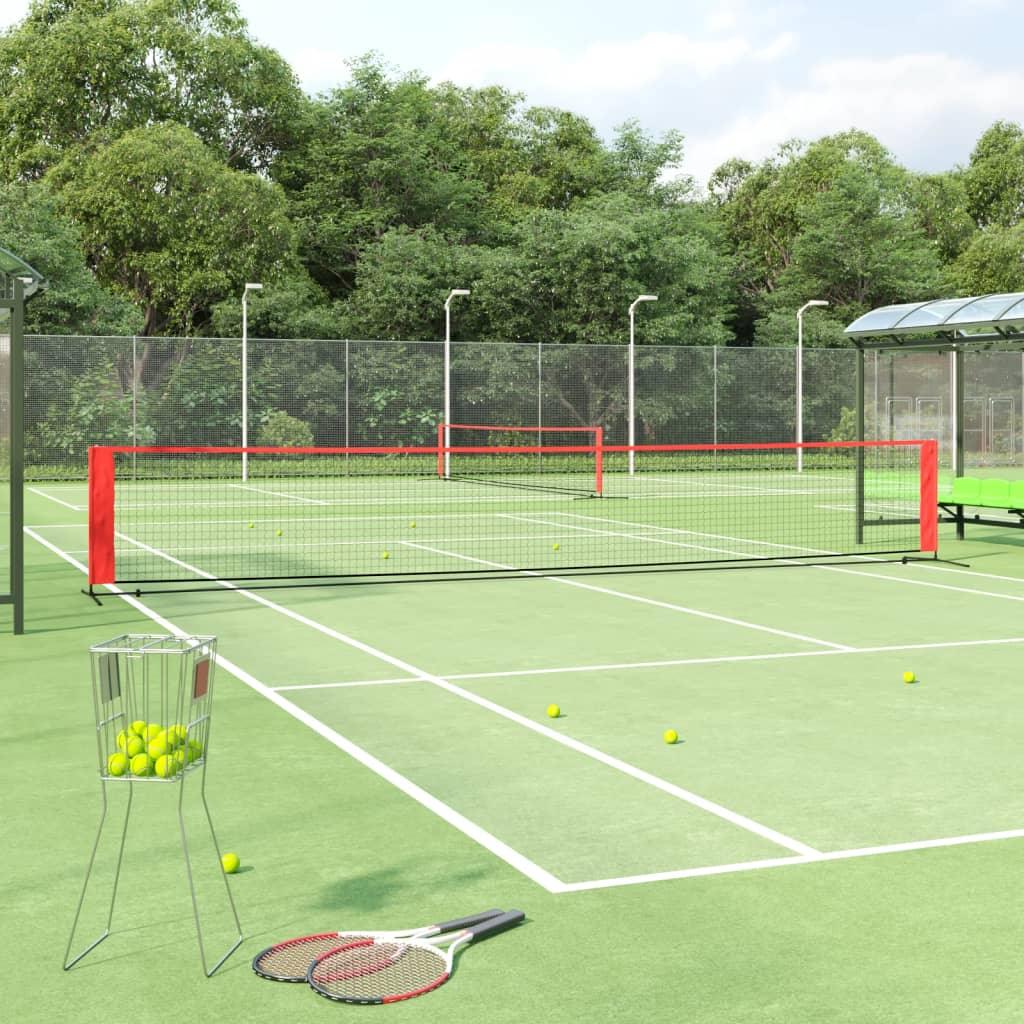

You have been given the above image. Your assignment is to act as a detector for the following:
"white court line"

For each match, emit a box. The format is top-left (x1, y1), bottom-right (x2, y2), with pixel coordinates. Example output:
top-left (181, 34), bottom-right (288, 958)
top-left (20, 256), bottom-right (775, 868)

top-left (27, 487), bottom-right (85, 512)
top-left (23, 527), bottom-right (565, 894)
top-left (91, 529), bottom-right (824, 858)
top-left (273, 635), bottom-right (1024, 691)
top-left (558, 509), bottom-right (1024, 605)
top-left (26, 527), bottom-right (1024, 890)
top-left (401, 539), bottom-right (853, 653)
top-left (227, 482), bottom-right (329, 505)
top-left (559, 828), bottom-right (1024, 891)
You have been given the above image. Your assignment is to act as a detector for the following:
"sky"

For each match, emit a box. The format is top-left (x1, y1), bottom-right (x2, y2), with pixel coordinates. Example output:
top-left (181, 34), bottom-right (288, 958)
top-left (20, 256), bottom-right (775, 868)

top-left (1, 0), bottom-right (1023, 187)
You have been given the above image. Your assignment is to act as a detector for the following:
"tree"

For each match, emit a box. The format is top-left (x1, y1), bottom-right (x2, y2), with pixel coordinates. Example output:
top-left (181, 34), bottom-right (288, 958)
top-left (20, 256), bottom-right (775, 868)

top-left (755, 162), bottom-right (943, 344)
top-left (963, 120), bottom-right (1024, 229)
top-left (52, 123), bottom-right (294, 335)
top-left (953, 223), bottom-right (1024, 295)
top-left (0, 180), bottom-right (139, 334)
top-left (0, 0), bottom-right (303, 180)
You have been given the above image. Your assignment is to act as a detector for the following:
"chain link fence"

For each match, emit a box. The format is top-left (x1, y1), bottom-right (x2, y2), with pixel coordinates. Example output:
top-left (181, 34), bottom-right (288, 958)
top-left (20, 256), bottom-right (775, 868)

top-left (22, 335), bottom-right (1024, 479)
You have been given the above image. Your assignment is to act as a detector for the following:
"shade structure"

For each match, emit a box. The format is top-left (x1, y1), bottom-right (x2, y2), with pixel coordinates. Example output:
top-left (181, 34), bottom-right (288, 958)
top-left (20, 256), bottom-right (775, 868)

top-left (845, 294), bottom-right (1024, 538)
top-left (0, 247), bottom-right (44, 634)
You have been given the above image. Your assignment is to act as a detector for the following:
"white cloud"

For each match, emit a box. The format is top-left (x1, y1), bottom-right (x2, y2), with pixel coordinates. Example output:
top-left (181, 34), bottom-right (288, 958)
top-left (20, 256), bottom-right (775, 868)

top-left (684, 53), bottom-right (1024, 186)
top-left (284, 47), bottom-right (353, 92)
top-left (435, 29), bottom-right (797, 97)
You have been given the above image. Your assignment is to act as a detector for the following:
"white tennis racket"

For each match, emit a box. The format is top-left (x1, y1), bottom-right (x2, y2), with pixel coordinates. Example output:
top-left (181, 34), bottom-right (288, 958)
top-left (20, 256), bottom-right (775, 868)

top-left (251, 908), bottom-right (504, 983)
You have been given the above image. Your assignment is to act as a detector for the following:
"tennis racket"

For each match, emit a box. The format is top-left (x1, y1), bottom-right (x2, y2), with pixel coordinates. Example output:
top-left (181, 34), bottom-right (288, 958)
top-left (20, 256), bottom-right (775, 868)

top-left (307, 908), bottom-right (525, 1004)
top-left (251, 908), bottom-right (505, 982)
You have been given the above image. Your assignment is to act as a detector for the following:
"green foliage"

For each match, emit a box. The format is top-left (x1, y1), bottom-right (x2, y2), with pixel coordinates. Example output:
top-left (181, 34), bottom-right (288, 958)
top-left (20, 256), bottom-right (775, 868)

top-left (256, 409), bottom-right (314, 447)
top-left (963, 121), bottom-right (1024, 229)
top-left (952, 223), bottom-right (1024, 294)
top-left (0, 180), bottom-right (139, 333)
top-left (52, 123), bottom-right (295, 334)
top-left (0, 0), bottom-right (303, 179)
top-left (26, 360), bottom-right (145, 466)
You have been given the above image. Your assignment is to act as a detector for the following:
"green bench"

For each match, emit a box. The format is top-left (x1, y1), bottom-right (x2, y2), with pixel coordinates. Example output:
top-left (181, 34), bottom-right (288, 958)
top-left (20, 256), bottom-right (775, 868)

top-left (937, 476), bottom-right (1024, 538)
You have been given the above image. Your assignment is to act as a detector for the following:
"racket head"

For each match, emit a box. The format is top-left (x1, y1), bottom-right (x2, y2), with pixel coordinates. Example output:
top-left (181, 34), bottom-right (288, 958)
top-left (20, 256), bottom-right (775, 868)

top-left (251, 908), bottom-right (505, 982)
top-left (307, 909), bottom-right (525, 1005)
top-left (253, 933), bottom-right (366, 982)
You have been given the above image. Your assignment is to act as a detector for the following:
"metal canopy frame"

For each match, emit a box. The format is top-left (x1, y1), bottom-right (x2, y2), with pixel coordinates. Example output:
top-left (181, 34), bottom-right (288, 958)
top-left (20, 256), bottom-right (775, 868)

top-left (1, 247), bottom-right (45, 635)
top-left (845, 295), bottom-right (1024, 542)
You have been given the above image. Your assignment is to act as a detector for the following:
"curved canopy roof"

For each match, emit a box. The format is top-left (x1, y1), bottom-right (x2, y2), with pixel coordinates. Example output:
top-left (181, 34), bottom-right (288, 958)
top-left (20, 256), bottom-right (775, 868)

top-left (845, 293), bottom-right (1024, 345)
top-left (0, 246), bottom-right (44, 299)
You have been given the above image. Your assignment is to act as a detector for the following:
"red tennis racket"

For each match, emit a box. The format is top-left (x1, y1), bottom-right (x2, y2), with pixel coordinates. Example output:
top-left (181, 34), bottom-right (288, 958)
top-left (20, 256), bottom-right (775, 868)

top-left (307, 908), bottom-right (525, 1004)
top-left (251, 908), bottom-right (504, 983)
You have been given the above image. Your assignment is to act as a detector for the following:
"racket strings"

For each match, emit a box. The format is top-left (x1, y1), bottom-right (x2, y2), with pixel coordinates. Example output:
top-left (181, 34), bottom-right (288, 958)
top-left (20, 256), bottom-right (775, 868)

top-left (310, 941), bottom-right (449, 1002)
top-left (254, 934), bottom-right (370, 981)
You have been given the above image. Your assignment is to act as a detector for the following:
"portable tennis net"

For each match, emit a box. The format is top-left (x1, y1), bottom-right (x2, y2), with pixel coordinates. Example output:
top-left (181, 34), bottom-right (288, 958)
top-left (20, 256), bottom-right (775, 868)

top-left (86, 438), bottom-right (937, 594)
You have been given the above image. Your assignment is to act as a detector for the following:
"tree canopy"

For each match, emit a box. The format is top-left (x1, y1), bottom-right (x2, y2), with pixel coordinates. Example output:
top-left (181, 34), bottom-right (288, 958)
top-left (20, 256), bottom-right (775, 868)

top-left (0, 1), bottom-right (1017, 345)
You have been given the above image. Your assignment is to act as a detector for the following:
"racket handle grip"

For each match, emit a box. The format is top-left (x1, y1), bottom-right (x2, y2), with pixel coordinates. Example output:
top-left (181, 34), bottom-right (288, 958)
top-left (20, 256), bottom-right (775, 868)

top-left (434, 909), bottom-right (504, 932)
top-left (468, 909), bottom-right (525, 940)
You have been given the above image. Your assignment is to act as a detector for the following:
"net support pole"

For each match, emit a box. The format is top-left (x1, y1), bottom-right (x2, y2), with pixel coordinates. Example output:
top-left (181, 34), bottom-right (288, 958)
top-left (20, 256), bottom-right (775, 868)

top-left (855, 346), bottom-right (865, 545)
top-left (628, 308), bottom-right (636, 475)
top-left (954, 346), bottom-right (965, 540)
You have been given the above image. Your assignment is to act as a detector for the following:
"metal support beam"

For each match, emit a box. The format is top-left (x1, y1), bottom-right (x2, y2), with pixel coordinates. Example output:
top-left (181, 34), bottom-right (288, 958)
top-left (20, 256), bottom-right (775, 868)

top-left (9, 280), bottom-right (24, 634)
top-left (855, 347), bottom-right (865, 545)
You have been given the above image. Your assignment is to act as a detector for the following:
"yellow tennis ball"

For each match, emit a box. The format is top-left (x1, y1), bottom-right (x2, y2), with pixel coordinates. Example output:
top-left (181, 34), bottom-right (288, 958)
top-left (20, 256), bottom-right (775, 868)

top-left (248, 522), bottom-right (255, 529)
top-left (276, 529), bottom-right (283, 537)
top-left (552, 542), bottom-right (560, 551)
top-left (382, 551), bottom-right (390, 559)
top-left (130, 720), bottom-right (147, 736)
top-left (409, 521), bottom-right (416, 529)
top-left (903, 670), bottom-right (916, 684)
top-left (125, 734), bottom-right (145, 758)
top-left (148, 734), bottom-right (170, 759)
top-left (221, 852), bottom-right (240, 874)
top-left (187, 740), bottom-right (203, 762)
top-left (116, 729), bottom-right (131, 751)
top-left (546, 704), bottom-right (561, 718)
top-left (169, 724), bottom-right (187, 746)
top-left (154, 754), bottom-right (177, 778)
top-left (663, 729), bottom-right (679, 745)
top-left (107, 753), bottom-right (128, 776)
top-left (172, 748), bottom-right (186, 768)
top-left (143, 723), bottom-right (162, 741)
top-left (130, 753), bottom-right (153, 777)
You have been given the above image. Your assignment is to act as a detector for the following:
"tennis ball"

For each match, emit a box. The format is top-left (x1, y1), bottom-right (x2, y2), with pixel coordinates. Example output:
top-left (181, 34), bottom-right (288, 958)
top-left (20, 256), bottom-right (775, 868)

top-left (107, 753), bottom-right (128, 776)
top-left (125, 734), bottom-right (145, 758)
top-left (172, 748), bottom-right (186, 769)
top-left (276, 529), bottom-right (283, 537)
top-left (130, 753), bottom-right (153, 777)
top-left (903, 670), bottom-right (916, 684)
top-left (168, 724), bottom-right (187, 746)
top-left (552, 542), bottom-right (560, 551)
top-left (663, 729), bottom-right (679, 745)
top-left (382, 551), bottom-right (390, 560)
top-left (221, 852), bottom-right (240, 874)
top-left (248, 522), bottom-right (255, 529)
top-left (143, 723), bottom-right (162, 741)
top-left (148, 734), bottom-right (170, 759)
top-left (116, 729), bottom-right (131, 750)
top-left (154, 754), bottom-right (177, 778)
top-left (546, 704), bottom-right (561, 719)
top-left (409, 521), bottom-right (416, 529)
top-left (130, 720), bottom-right (147, 736)
top-left (187, 740), bottom-right (203, 762)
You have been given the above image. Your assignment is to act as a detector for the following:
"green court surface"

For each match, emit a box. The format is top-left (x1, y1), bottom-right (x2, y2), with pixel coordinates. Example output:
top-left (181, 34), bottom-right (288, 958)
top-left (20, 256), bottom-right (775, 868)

top-left (6, 481), bottom-right (1024, 1024)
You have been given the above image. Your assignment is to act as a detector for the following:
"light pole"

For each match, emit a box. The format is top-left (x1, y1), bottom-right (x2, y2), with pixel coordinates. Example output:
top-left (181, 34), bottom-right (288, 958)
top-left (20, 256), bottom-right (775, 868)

top-left (241, 282), bottom-right (262, 481)
top-left (796, 299), bottom-right (829, 473)
top-left (443, 288), bottom-right (470, 478)
top-left (628, 295), bottom-right (658, 475)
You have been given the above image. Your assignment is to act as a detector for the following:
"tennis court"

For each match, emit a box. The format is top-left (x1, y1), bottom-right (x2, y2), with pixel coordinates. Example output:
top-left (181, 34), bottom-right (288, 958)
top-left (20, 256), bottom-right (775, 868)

top-left (8, 446), bottom-right (1024, 1022)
